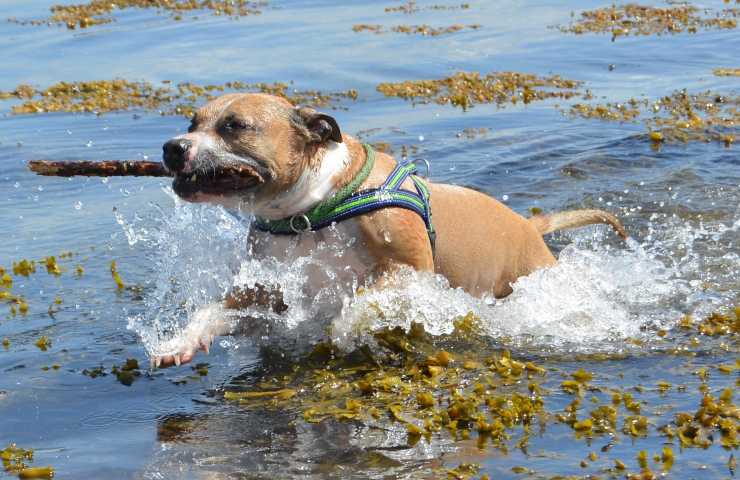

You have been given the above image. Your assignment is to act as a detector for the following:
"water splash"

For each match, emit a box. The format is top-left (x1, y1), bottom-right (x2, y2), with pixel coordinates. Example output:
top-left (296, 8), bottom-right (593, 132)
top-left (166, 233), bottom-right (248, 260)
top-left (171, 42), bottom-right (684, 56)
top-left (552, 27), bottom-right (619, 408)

top-left (124, 188), bottom-right (252, 355)
top-left (125, 189), bottom-right (739, 357)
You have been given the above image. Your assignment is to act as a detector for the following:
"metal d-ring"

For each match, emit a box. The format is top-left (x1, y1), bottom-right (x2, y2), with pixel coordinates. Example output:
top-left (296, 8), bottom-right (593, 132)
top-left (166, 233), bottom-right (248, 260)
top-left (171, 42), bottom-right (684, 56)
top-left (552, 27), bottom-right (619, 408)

top-left (412, 157), bottom-right (431, 178)
top-left (289, 214), bottom-right (312, 233)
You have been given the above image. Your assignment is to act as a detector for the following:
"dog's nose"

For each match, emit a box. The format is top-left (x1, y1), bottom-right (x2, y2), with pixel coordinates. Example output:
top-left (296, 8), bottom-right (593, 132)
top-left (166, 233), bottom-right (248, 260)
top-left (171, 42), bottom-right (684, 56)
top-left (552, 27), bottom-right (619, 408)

top-left (162, 138), bottom-right (192, 172)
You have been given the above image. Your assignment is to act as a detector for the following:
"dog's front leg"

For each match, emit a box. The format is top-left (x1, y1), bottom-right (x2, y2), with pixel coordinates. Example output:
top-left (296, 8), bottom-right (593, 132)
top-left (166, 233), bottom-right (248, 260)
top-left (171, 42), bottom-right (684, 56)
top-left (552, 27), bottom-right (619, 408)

top-left (151, 283), bottom-right (286, 368)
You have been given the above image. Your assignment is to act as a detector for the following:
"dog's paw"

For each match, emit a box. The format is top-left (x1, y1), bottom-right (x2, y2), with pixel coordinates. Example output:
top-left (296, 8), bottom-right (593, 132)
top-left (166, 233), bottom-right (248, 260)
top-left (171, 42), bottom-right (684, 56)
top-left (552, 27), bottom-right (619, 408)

top-left (150, 304), bottom-right (224, 369)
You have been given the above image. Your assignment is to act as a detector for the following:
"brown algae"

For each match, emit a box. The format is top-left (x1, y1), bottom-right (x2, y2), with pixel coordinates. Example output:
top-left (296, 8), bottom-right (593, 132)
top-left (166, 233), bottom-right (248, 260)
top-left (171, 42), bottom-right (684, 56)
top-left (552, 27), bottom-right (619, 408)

top-left (110, 260), bottom-right (125, 290)
top-left (215, 306), bottom-right (739, 475)
top-left (1, 444), bottom-right (54, 479)
top-left (9, 0), bottom-right (268, 30)
top-left (377, 71), bottom-right (584, 110)
top-left (352, 23), bottom-right (480, 36)
top-left (384, 1), bottom-right (471, 14)
top-left (1, 253), bottom-right (84, 317)
top-left (559, 4), bottom-right (739, 40)
top-left (567, 89), bottom-right (740, 146)
top-left (225, 320), bottom-right (548, 449)
top-left (714, 68), bottom-right (740, 77)
top-left (0, 80), bottom-right (358, 117)
top-left (83, 358), bottom-right (143, 385)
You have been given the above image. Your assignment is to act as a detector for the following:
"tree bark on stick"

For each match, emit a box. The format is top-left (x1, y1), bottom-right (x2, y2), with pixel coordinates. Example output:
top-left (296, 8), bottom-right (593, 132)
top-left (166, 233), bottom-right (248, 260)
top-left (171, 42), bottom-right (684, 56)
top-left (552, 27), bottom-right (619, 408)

top-left (28, 160), bottom-right (170, 177)
top-left (27, 161), bottom-right (265, 185)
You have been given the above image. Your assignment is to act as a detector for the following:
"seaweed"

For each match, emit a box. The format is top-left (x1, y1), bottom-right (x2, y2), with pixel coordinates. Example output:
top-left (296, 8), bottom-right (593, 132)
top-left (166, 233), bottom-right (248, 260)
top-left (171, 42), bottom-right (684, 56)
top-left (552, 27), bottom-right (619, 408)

top-left (566, 89), bottom-right (740, 146)
top-left (384, 1), bottom-right (471, 14)
top-left (559, 4), bottom-right (739, 40)
top-left (110, 261), bottom-right (125, 290)
top-left (353, 23), bottom-right (480, 36)
top-left (34, 336), bottom-right (50, 351)
top-left (377, 71), bottom-right (583, 111)
top-left (0, 79), bottom-right (358, 117)
top-left (714, 68), bottom-right (740, 76)
top-left (9, 0), bottom-right (268, 30)
top-left (1, 444), bottom-right (53, 479)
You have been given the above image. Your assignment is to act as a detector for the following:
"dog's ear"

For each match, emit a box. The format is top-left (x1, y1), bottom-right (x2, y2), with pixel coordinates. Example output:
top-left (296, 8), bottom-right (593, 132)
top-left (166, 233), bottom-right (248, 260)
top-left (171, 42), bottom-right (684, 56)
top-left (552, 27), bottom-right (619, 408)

top-left (293, 107), bottom-right (343, 144)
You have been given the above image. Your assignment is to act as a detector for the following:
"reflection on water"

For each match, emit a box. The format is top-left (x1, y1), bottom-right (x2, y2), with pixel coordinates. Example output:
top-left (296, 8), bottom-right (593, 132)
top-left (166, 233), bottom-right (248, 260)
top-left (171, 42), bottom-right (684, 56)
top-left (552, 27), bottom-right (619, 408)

top-left (0, 0), bottom-right (738, 478)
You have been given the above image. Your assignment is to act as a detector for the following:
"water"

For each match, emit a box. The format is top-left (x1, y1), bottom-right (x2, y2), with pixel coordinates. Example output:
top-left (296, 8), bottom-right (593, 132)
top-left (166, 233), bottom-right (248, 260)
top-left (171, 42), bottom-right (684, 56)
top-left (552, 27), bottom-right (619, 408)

top-left (1, 1), bottom-right (738, 478)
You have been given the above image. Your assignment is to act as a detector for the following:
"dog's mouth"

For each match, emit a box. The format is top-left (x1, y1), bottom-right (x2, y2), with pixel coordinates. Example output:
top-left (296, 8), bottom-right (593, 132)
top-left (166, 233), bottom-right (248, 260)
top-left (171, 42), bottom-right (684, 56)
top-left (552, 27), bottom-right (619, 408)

top-left (172, 164), bottom-right (265, 197)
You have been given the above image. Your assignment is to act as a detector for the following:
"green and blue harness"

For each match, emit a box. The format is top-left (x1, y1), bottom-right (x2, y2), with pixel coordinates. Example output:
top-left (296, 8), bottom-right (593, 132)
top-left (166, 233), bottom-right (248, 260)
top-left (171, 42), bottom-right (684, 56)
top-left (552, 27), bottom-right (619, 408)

top-left (253, 144), bottom-right (436, 254)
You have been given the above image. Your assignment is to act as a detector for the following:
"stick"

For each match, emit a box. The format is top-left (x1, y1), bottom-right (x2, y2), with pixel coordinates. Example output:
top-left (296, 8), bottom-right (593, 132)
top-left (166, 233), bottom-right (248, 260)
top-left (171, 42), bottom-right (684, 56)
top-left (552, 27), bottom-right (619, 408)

top-left (27, 160), bottom-right (265, 185)
top-left (28, 160), bottom-right (169, 177)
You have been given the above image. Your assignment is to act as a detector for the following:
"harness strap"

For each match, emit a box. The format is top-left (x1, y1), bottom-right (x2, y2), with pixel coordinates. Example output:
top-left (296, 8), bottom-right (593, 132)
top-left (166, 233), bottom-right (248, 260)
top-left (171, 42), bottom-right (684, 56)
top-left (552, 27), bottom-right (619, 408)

top-left (254, 144), bottom-right (435, 255)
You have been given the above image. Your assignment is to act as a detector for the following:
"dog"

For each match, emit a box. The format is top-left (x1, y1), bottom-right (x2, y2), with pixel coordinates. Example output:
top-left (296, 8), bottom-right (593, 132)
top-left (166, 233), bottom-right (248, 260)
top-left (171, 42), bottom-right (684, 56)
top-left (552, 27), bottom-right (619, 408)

top-left (152, 93), bottom-right (626, 368)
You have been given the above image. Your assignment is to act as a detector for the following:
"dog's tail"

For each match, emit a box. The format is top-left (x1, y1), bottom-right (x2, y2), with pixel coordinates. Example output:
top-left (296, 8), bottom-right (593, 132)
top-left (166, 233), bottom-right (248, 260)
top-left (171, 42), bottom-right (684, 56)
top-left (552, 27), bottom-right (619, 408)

top-left (529, 209), bottom-right (628, 239)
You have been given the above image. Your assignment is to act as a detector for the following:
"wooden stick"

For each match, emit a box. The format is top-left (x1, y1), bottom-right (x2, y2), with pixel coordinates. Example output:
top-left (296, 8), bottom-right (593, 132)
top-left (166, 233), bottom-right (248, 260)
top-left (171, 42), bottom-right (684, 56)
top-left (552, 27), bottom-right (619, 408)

top-left (28, 160), bottom-right (170, 177)
top-left (27, 160), bottom-right (265, 185)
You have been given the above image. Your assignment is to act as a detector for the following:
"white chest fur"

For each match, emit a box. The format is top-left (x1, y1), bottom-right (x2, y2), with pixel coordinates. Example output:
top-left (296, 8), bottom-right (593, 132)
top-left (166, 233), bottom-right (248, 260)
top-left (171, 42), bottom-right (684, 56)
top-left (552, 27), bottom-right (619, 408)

top-left (254, 142), bottom-right (350, 220)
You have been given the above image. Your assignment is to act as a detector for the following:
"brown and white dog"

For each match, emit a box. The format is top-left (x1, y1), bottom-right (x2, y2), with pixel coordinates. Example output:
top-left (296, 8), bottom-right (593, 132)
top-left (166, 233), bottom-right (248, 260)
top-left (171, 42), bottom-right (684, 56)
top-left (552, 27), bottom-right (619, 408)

top-left (152, 93), bottom-right (626, 368)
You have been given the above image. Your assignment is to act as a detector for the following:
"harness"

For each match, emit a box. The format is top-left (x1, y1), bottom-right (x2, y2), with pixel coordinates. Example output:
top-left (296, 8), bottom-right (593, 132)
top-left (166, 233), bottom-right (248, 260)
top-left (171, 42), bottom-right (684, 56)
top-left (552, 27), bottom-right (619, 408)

top-left (253, 144), bottom-right (436, 254)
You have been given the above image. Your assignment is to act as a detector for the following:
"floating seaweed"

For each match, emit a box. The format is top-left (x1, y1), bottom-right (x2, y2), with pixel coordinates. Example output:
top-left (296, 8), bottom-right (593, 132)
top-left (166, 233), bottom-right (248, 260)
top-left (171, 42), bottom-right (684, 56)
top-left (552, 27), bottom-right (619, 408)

top-left (353, 23), bottom-right (480, 36)
top-left (384, 1), bottom-right (471, 14)
top-left (1, 444), bottom-right (53, 479)
top-left (566, 90), bottom-right (740, 146)
top-left (211, 304), bottom-right (739, 476)
top-left (111, 358), bottom-right (141, 386)
top-left (110, 261), bottom-right (125, 290)
top-left (714, 67), bottom-right (740, 77)
top-left (0, 79), bottom-right (358, 117)
top-left (9, 0), bottom-right (268, 30)
top-left (559, 4), bottom-right (739, 40)
top-left (377, 71), bottom-right (584, 111)
top-left (224, 318), bottom-right (547, 452)
top-left (34, 336), bottom-right (50, 351)
top-left (83, 359), bottom-right (143, 385)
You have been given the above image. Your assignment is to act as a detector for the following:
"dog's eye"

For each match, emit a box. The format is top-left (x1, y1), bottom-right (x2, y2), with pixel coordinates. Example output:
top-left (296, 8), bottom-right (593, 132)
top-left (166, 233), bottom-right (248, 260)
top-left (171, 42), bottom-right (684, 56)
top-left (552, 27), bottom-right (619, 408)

top-left (223, 119), bottom-right (250, 133)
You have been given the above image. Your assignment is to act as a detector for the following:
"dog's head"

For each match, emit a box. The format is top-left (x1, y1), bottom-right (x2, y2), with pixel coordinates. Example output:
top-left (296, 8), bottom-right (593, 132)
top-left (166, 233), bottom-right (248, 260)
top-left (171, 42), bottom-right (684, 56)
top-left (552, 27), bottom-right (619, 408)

top-left (162, 93), bottom-right (344, 215)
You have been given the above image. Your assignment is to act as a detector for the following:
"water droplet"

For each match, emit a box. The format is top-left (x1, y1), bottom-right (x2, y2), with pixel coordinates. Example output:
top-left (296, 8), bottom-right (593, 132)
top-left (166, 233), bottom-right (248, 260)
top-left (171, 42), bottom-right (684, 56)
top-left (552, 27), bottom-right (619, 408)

top-left (418, 135), bottom-right (425, 142)
top-left (85, 140), bottom-right (93, 148)
top-left (74, 201), bottom-right (83, 210)
top-left (13, 182), bottom-right (20, 188)
top-left (502, 194), bottom-right (509, 201)
top-left (37, 185), bottom-right (44, 191)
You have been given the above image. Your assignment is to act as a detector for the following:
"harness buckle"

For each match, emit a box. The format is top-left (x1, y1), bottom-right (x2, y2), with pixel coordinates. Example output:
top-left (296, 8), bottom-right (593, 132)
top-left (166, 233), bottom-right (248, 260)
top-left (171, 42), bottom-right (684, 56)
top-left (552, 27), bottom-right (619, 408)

top-left (412, 157), bottom-right (431, 178)
top-left (289, 214), bottom-right (312, 233)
